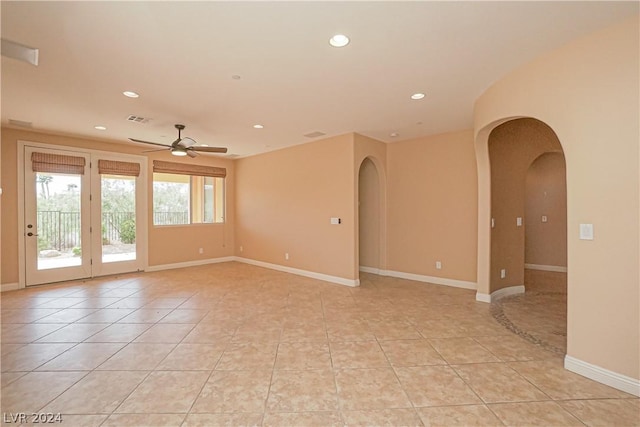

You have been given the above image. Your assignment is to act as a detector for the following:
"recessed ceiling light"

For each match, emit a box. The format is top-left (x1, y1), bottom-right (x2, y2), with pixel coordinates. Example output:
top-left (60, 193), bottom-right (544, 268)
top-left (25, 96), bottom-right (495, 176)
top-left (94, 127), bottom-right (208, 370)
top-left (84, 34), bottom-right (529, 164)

top-left (390, 132), bottom-right (399, 137)
top-left (329, 34), bottom-right (350, 48)
top-left (94, 125), bottom-right (107, 131)
top-left (123, 91), bottom-right (139, 98)
top-left (253, 124), bottom-right (264, 129)
top-left (411, 93), bottom-right (425, 100)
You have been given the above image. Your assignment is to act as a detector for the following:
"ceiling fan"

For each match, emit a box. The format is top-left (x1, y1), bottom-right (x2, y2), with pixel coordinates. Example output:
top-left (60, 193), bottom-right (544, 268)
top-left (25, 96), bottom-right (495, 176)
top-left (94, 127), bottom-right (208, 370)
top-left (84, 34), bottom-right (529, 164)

top-left (129, 124), bottom-right (227, 157)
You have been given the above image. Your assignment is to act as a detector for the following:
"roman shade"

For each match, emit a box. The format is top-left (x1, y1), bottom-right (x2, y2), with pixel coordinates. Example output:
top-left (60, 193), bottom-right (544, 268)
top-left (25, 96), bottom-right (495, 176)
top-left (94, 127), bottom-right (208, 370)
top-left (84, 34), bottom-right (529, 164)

top-left (153, 160), bottom-right (226, 178)
top-left (98, 159), bottom-right (140, 177)
top-left (31, 152), bottom-right (86, 175)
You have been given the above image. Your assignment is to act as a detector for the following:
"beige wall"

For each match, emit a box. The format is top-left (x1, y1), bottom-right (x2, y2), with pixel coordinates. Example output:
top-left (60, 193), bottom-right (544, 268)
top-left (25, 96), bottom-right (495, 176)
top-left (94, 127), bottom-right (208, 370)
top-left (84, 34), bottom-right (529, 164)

top-left (0, 133), bottom-right (3, 287)
top-left (1, 127), bottom-right (235, 284)
top-left (358, 158), bottom-right (380, 269)
top-left (475, 17), bottom-right (639, 379)
top-left (0, 133), bottom-right (19, 283)
top-left (234, 133), bottom-right (356, 280)
top-left (525, 152), bottom-right (567, 268)
top-left (489, 118), bottom-right (562, 290)
top-left (387, 130), bottom-right (478, 282)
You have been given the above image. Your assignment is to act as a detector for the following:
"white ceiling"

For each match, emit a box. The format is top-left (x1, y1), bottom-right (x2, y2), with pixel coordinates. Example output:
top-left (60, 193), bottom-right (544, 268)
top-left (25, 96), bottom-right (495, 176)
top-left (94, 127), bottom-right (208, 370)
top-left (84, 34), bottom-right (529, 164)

top-left (2, 1), bottom-right (637, 157)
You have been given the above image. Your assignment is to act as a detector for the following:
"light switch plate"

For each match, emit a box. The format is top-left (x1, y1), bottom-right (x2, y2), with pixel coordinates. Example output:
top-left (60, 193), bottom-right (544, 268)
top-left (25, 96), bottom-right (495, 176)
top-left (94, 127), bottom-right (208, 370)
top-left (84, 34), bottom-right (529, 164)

top-left (579, 223), bottom-right (594, 240)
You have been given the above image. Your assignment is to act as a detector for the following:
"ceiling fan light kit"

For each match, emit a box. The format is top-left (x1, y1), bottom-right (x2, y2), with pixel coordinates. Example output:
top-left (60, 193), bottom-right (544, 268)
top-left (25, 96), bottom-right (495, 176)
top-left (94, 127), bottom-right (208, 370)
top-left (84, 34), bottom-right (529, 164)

top-left (129, 124), bottom-right (227, 158)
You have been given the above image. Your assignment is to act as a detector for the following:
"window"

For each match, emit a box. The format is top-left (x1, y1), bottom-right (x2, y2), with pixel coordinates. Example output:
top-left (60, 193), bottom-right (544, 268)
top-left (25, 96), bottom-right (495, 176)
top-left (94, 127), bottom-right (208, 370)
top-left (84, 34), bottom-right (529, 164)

top-left (152, 161), bottom-right (225, 226)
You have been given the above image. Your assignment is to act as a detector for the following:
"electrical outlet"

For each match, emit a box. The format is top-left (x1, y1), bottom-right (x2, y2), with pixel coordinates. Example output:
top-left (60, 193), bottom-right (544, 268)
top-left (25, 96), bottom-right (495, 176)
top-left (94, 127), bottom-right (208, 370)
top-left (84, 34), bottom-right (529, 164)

top-left (199, 248), bottom-right (204, 254)
top-left (435, 261), bottom-right (442, 270)
top-left (500, 269), bottom-right (506, 279)
top-left (516, 217), bottom-right (523, 227)
top-left (285, 253), bottom-right (289, 260)
top-left (541, 215), bottom-right (548, 223)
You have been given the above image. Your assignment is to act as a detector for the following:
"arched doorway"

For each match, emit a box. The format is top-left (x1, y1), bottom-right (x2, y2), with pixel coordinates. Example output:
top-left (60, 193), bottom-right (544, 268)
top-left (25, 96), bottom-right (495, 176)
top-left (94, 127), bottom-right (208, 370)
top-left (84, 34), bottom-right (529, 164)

top-left (485, 118), bottom-right (568, 353)
top-left (358, 157), bottom-right (381, 273)
top-left (525, 152), bottom-right (567, 274)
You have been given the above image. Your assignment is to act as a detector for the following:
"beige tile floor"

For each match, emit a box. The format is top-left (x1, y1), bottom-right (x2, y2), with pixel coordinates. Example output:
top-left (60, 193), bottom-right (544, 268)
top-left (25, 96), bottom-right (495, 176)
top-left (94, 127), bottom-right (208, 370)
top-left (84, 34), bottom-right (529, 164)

top-left (1, 263), bottom-right (638, 426)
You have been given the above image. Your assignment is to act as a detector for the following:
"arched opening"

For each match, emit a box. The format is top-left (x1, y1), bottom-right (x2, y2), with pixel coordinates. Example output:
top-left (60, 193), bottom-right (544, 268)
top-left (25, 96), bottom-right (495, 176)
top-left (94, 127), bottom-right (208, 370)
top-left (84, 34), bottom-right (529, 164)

top-left (358, 157), bottom-right (381, 273)
top-left (486, 117), bottom-right (568, 353)
top-left (525, 152), bottom-right (567, 273)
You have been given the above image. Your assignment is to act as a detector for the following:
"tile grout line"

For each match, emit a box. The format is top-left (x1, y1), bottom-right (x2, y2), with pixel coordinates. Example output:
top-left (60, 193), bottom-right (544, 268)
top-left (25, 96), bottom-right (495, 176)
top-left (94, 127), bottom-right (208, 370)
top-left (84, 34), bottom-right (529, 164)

top-left (321, 292), bottom-right (346, 426)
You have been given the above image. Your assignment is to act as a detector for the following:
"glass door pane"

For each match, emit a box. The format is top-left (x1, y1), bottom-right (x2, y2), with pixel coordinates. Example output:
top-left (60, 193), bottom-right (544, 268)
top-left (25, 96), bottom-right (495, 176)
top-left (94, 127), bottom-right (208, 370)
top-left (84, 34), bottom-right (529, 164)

top-left (36, 173), bottom-right (83, 270)
top-left (101, 174), bottom-right (136, 263)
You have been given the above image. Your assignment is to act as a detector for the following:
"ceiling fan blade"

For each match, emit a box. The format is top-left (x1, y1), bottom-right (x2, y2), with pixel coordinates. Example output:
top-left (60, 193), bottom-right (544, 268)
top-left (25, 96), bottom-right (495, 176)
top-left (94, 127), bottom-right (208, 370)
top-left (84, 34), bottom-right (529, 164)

top-left (142, 148), bottom-right (171, 153)
top-left (186, 149), bottom-right (198, 158)
top-left (191, 146), bottom-right (228, 153)
top-left (129, 138), bottom-right (171, 148)
top-left (178, 137), bottom-right (196, 148)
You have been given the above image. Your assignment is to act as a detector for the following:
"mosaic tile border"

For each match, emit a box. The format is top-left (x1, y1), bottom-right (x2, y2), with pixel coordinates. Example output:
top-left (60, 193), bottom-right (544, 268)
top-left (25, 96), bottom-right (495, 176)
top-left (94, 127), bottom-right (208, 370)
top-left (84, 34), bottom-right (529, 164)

top-left (490, 291), bottom-right (566, 355)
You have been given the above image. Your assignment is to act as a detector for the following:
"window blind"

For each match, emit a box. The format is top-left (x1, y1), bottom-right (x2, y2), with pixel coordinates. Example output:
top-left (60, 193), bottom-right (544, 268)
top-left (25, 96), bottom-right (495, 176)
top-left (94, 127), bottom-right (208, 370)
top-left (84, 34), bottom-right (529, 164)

top-left (152, 160), bottom-right (226, 178)
top-left (98, 159), bottom-right (140, 177)
top-left (31, 152), bottom-right (86, 175)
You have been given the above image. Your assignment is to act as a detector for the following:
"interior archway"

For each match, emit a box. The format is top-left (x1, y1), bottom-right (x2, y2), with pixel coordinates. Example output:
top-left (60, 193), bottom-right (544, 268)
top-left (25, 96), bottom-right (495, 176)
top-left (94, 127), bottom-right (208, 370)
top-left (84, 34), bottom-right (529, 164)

top-left (358, 157), bottom-right (381, 272)
top-left (525, 152), bottom-right (567, 272)
top-left (487, 118), bottom-right (564, 293)
top-left (485, 117), bottom-right (568, 354)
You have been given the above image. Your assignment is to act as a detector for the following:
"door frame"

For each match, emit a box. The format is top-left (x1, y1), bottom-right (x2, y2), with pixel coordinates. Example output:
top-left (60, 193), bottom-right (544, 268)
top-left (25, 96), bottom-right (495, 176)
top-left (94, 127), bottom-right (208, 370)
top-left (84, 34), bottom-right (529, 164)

top-left (24, 146), bottom-right (92, 285)
top-left (17, 140), bottom-right (148, 289)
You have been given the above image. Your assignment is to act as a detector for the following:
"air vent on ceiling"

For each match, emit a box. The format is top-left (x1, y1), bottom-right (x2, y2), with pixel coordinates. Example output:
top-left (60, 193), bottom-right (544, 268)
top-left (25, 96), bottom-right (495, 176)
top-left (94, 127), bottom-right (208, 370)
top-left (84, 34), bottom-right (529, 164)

top-left (1, 39), bottom-right (39, 66)
top-left (9, 119), bottom-right (33, 128)
top-left (303, 131), bottom-right (326, 138)
top-left (126, 115), bottom-right (150, 124)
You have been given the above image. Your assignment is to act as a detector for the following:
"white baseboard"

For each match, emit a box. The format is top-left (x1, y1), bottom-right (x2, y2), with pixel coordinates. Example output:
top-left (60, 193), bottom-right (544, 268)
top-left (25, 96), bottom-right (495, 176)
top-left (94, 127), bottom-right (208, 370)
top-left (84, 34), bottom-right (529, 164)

top-left (1, 282), bottom-right (21, 292)
top-left (235, 257), bottom-right (360, 287)
top-left (475, 284), bottom-right (525, 303)
top-left (475, 292), bottom-right (492, 303)
top-left (525, 263), bottom-right (568, 273)
top-left (378, 269), bottom-right (477, 290)
top-left (146, 256), bottom-right (236, 272)
top-left (359, 266), bottom-right (380, 274)
top-left (565, 355), bottom-right (640, 397)
top-left (491, 284), bottom-right (525, 301)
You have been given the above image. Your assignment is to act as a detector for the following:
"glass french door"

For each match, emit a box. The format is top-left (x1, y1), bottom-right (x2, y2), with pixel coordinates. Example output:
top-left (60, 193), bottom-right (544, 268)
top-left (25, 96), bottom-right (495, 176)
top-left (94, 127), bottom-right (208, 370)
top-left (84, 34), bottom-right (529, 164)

top-left (90, 161), bottom-right (144, 277)
top-left (24, 147), bottom-right (92, 285)
top-left (24, 146), bottom-right (145, 286)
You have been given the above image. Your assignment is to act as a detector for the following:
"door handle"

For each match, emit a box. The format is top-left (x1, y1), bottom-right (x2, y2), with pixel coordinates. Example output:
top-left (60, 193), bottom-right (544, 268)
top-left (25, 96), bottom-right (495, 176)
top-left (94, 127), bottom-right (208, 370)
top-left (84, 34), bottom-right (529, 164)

top-left (27, 232), bottom-right (38, 237)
